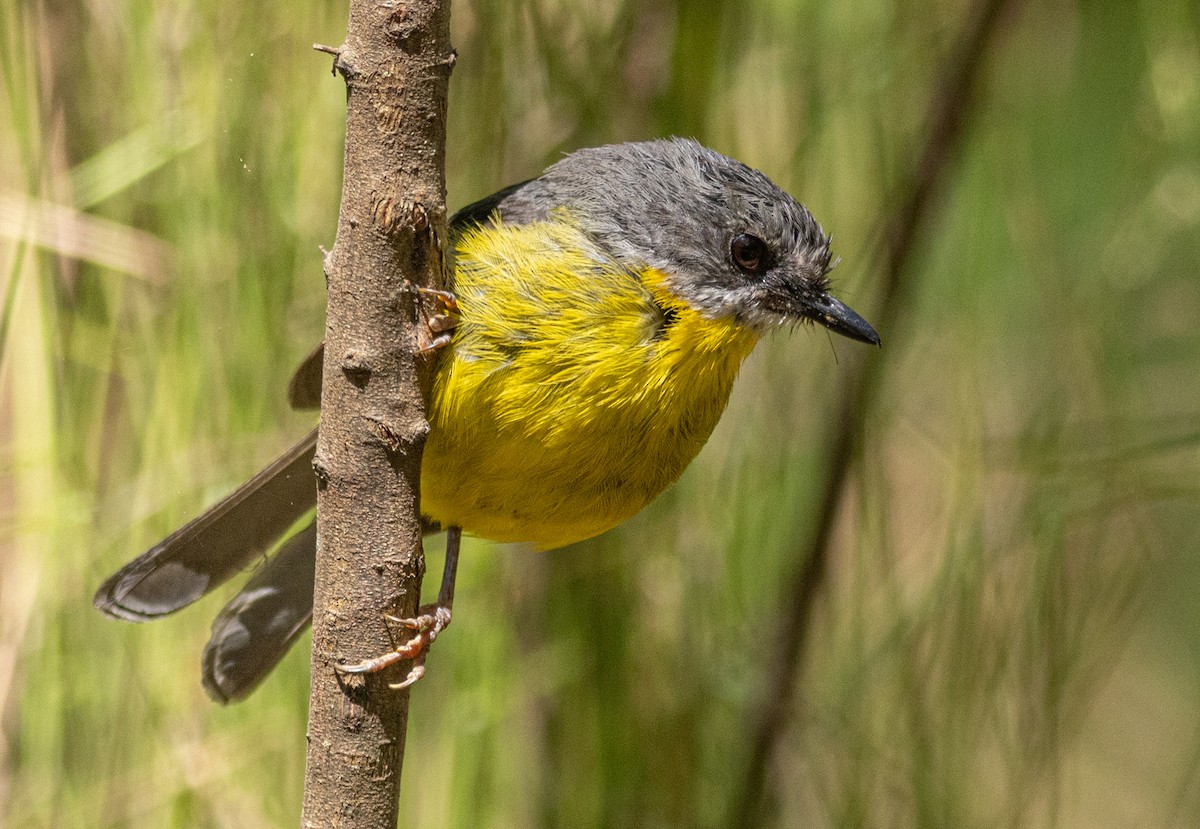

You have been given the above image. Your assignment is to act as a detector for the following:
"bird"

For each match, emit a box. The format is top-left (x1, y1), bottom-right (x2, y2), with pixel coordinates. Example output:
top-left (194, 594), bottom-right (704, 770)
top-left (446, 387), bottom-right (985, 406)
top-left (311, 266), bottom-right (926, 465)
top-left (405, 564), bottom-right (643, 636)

top-left (93, 138), bottom-right (879, 703)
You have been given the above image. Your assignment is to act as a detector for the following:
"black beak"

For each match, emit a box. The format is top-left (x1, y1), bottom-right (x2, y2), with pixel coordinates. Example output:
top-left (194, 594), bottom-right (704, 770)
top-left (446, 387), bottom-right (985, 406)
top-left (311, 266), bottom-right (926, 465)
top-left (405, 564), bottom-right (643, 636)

top-left (805, 293), bottom-right (880, 346)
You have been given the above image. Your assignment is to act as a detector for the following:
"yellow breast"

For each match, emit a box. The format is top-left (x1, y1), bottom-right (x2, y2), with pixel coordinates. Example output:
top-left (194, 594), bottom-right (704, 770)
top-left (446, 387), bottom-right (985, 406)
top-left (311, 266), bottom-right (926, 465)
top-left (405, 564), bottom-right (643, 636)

top-left (420, 217), bottom-right (759, 549)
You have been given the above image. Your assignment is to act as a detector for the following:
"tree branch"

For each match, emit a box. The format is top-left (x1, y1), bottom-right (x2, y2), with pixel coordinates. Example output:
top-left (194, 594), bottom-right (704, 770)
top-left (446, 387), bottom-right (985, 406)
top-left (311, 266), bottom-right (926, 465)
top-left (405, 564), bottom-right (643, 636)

top-left (730, 0), bottom-right (1019, 823)
top-left (300, 1), bottom-right (453, 826)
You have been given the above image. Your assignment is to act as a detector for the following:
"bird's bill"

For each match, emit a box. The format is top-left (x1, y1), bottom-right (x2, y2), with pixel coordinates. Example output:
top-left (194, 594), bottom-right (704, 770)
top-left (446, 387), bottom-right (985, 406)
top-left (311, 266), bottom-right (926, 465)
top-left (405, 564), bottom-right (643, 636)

top-left (804, 293), bottom-right (880, 346)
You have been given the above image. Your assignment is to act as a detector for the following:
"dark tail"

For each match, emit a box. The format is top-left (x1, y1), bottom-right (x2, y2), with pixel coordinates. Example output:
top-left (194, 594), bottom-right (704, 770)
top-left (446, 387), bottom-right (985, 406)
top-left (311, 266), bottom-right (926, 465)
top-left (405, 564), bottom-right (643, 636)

top-left (93, 428), bottom-right (318, 621)
top-left (201, 520), bottom-right (317, 702)
top-left (95, 427), bottom-right (441, 703)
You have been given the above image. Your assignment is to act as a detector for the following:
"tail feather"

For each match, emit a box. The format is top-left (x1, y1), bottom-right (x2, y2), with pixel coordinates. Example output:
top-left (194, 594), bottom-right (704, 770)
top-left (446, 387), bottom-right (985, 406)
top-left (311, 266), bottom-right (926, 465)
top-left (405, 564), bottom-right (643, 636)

top-left (93, 429), bottom-right (319, 621)
top-left (95, 425), bottom-right (445, 703)
top-left (202, 520), bottom-right (316, 703)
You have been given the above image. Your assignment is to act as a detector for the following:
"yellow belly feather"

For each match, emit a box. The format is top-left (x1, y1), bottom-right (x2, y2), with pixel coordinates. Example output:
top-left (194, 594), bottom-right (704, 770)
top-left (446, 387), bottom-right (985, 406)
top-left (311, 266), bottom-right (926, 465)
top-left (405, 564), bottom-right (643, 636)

top-left (420, 218), bottom-right (759, 549)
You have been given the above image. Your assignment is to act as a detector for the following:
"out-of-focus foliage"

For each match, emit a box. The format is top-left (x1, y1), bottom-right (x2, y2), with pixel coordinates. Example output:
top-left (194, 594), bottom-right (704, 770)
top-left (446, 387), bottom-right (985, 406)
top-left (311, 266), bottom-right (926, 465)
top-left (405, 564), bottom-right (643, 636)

top-left (1, 0), bottom-right (1198, 826)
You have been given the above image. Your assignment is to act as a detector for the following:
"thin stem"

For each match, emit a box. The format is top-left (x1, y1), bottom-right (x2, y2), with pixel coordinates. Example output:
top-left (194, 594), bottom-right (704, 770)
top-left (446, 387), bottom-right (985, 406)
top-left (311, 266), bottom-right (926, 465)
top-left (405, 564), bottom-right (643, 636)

top-left (729, 0), bottom-right (1020, 824)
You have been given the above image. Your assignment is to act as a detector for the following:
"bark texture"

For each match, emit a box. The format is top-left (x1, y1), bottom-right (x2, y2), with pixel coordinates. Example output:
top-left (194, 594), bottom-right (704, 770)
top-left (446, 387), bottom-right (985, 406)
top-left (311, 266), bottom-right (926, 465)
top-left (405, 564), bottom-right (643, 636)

top-left (300, 1), bottom-right (452, 826)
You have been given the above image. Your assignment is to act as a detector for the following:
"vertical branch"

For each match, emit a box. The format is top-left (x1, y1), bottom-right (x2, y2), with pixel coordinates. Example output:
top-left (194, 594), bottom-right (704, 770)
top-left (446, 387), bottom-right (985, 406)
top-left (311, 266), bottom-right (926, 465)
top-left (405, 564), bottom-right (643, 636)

top-left (730, 0), bottom-right (1018, 824)
top-left (301, 1), bottom-right (453, 826)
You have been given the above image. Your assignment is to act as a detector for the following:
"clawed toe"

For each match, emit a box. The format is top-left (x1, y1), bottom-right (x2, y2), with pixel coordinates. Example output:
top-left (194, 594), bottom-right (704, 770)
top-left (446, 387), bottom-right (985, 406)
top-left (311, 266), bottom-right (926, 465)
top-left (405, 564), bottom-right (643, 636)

top-left (333, 603), bottom-right (452, 686)
top-left (333, 527), bottom-right (462, 691)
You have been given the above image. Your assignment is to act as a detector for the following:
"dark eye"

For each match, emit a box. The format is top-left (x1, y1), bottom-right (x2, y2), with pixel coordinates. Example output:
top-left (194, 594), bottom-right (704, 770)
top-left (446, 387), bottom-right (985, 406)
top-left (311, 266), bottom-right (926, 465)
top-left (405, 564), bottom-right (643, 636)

top-left (730, 233), bottom-right (768, 274)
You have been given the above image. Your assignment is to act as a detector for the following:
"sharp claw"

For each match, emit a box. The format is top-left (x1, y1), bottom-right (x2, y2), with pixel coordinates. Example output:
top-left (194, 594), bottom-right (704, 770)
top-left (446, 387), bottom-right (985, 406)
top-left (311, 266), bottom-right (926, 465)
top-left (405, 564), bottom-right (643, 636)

top-left (389, 659), bottom-right (427, 690)
top-left (410, 284), bottom-right (460, 355)
top-left (335, 649), bottom-right (406, 674)
top-left (337, 529), bottom-right (460, 690)
top-left (415, 286), bottom-right (459, 313)
top-left (333, 604), bottom-right (452, 687)
top-left (416, 332), bottom-right (453, 355)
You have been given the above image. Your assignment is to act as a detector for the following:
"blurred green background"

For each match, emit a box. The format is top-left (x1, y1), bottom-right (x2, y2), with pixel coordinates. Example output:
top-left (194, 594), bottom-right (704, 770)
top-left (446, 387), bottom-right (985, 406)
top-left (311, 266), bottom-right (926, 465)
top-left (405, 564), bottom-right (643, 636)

top-left (3, 0), bottom-right (1200, 826)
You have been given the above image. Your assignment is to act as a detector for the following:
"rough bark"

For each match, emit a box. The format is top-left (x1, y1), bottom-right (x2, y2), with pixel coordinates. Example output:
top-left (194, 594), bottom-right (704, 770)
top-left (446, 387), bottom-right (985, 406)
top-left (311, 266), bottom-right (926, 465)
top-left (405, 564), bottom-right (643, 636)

top-left (300, 1), bottom-right (453, 826)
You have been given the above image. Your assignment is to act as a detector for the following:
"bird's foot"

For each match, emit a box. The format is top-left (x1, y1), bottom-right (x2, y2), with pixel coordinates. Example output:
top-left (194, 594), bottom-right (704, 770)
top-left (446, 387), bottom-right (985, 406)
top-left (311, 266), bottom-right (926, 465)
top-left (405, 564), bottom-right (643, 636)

top-left (335, 603), bottom-right (452, 690)
top-left (411, 284), bottom-right (459, 354)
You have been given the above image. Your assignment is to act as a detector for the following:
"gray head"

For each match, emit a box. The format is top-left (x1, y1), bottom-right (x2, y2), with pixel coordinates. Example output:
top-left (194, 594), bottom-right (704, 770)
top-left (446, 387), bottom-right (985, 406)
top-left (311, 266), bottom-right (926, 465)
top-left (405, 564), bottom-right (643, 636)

top-left (497, 138), bottom-right (879, 345)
